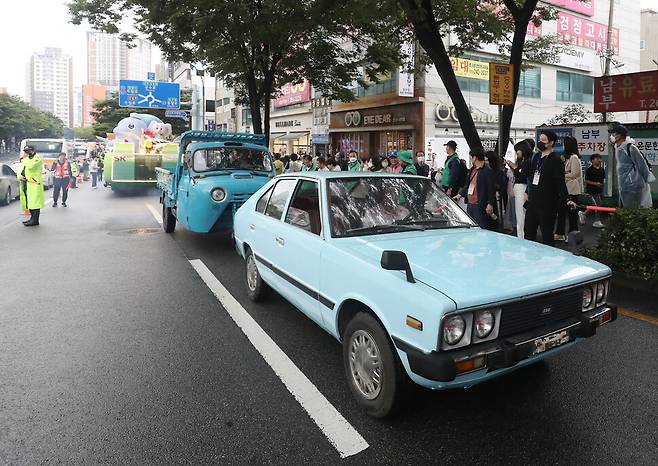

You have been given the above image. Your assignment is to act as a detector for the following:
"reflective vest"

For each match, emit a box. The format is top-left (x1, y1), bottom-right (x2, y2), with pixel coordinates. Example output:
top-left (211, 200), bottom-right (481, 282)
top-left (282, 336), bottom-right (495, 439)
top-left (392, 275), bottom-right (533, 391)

top-left (70, 161), bottom-right (79, 176)
top-left (53, 160), bottom-right (70, 178)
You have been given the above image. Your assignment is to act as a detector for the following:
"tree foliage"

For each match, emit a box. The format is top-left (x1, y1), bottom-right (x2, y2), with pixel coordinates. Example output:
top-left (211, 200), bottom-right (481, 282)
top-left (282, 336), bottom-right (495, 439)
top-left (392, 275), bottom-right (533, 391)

top-left (68, 0), bottom-right (403, 144)
top-left (547, 104), bottom-right (593, 126)
top-left (73, 126), bottom-right (97, 140)
top-left (90, 90), bottom-right (192, 137)
top-left (0, 94), bottom-right (64, 145)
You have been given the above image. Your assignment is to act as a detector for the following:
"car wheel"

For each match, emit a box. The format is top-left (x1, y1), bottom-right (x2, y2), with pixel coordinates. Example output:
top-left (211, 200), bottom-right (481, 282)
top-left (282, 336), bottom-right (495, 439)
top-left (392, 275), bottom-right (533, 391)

top-left (343, 312), bottom-right (407, 418)
top-left (245, 247), bottom-right (268, 302)
top-left (2, 187), bottom-right (10, 206)
top-left (162, 201), bottom-right (176, 233)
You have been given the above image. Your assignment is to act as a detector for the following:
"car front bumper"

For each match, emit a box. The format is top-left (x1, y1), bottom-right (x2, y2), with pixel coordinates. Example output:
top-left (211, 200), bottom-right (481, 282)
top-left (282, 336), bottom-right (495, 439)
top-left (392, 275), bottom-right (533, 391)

top-left (393, 304), bottom-right (617, 385)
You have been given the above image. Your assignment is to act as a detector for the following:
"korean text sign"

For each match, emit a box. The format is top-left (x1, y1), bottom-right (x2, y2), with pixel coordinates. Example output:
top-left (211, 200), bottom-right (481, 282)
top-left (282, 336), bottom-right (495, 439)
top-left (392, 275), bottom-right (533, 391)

top-left (273, 80), bottom-right (311, 108)
top-left (557, 12), bottom-right (618, 54)
top-left (450, 57), bottom-right (489, 80)
top-left (119, 80), bottom-right (180, 109)
top-left (544, 0), bottom-right (595, 17)
top-left (594, 71), bottom-right (658, 113)
top-left (489, 63), bottom-right (514, 106)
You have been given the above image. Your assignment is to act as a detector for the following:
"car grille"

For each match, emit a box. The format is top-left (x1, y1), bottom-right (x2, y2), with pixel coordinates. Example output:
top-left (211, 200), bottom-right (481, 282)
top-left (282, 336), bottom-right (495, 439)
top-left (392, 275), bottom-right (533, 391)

top-left (498, 288), bottom-right (583, 338)
top-left (232, 192), bottom-right (254, 202)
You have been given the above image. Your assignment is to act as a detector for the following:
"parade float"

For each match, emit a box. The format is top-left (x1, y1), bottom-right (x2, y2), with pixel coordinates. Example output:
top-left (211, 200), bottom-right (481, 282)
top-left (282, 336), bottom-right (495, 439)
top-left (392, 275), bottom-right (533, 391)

top-left (103, 113), bottom-right (179, 191)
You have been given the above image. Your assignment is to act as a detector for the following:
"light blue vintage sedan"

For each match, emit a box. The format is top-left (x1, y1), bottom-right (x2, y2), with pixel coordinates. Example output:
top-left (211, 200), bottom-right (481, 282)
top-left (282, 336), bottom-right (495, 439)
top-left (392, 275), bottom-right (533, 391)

top-left (232, 172), bottom-right (617, 417)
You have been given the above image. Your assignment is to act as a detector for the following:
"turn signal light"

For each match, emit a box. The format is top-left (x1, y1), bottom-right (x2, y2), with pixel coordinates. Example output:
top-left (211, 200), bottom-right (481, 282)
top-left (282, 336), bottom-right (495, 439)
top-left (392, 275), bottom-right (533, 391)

top-left (455, 356), bottom-right (485, 375)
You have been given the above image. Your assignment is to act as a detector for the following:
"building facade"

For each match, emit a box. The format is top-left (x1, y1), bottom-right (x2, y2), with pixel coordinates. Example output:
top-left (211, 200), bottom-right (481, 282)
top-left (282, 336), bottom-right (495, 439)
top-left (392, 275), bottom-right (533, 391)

top-left (82, 84), bottom-right (107, 126)
top-left (87, 32), bottom-right (153, 92)
top-left (640, 8), bottom-right (658, 123)
top-left (26, 47), bottom-right (73, 127)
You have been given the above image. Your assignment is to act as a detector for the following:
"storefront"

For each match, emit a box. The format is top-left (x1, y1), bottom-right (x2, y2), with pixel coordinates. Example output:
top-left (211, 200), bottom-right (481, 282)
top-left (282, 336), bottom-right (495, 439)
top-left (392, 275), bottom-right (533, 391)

top-left (270, 111), bottom-right (312, 155)
top-left (329, 101), bottom-right (423, 158)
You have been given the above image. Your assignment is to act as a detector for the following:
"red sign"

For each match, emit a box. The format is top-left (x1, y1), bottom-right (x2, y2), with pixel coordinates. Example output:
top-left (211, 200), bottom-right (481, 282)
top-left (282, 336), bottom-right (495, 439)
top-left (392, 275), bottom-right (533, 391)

top-left (594, 71), bottom-right (658, 113)
top-left (557, 12), bottom-right (618, 55)
top-left (544, 0), bottom-right (595, 17)
top-left (527, 22), bottom-right (542, 37)
top-left (273, 80), bottom-right (311, 108)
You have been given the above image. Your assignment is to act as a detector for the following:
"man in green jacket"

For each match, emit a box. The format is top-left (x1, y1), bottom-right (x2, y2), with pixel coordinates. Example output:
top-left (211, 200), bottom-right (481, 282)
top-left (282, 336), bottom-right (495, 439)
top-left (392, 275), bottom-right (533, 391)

top-left (18, 145), bottom-right (45, 226)
top-left (398, 150), bottom-right (417, 175)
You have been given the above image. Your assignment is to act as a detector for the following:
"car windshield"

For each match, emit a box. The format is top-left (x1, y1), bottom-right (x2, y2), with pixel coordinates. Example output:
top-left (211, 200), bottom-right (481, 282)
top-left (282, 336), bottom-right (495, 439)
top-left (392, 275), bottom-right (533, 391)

top-left (25, 140), bottom-right (63, 154)
top-left (192, 147), bottom-right (272, 173)
top-left (328, 177), bottom-right (475, 237)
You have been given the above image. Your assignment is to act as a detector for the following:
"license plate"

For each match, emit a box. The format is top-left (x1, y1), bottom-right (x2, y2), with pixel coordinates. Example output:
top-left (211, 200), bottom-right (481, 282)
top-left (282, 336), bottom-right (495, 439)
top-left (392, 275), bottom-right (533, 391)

top-left (533, 330), bottom-right (569, 355)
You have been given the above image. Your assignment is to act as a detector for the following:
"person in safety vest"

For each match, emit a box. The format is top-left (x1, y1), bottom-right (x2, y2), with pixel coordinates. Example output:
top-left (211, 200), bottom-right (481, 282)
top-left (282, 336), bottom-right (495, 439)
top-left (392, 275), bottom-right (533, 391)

top-left (18, 145), bottom-right (44, 226)
top-left (69, 157), bottom-right (79, 188)
top-left (398, 150), bottom-right (417, 175)
top-left (51, 152), bottom-right (72, 207)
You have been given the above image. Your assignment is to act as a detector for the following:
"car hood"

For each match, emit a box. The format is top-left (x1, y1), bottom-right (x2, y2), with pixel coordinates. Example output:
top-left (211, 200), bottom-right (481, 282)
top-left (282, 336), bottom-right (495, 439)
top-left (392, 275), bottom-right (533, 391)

top-left (337, 229), bottom-right (610, 308)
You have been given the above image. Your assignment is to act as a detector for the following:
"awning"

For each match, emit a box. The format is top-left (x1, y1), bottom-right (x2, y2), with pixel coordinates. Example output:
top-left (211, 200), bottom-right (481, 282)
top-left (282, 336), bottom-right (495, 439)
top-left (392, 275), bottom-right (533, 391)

top-left (273, 131), bottom-right (309, 141)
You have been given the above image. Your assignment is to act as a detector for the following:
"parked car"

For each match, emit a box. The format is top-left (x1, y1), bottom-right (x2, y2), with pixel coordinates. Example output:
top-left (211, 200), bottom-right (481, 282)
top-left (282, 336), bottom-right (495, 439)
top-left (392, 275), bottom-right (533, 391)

top-left (232, 172), bottom-right (617, 417)
top-left (10, 160), bottom-right (53, 190)
top-left (0, 163), bottom-right (20, 205)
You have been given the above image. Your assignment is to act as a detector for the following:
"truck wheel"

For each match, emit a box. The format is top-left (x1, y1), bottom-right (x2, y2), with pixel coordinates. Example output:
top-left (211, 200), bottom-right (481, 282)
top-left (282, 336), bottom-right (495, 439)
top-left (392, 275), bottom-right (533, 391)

top-left (245, 248), bottom-right (268, 302)
top-left (162, 202), bottom-right (176, 233)
top-left (343, 312), bottom-right (407, 418)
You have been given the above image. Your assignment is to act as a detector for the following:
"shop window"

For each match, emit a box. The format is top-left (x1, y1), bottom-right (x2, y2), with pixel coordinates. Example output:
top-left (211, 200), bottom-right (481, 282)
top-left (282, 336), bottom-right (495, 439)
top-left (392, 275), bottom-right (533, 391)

top-left (556, 71), bottom-right (593, 103)
top-left (351, 74), bottom-right (397, 98)
top-left (223, 97), bottom-right (231, 105)
top-left (242, 108), bottom-right (252, 126)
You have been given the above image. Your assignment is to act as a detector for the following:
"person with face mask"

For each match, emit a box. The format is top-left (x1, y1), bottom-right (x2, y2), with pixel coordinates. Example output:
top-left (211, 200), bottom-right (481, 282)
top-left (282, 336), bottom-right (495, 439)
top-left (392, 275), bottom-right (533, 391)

top-left (18, 145), bottom-right (45, 226)
top-left (454, 148), bottom-right (496, 229)
top-left (609, 124), bottom-right (651, 208)
top-left (414, 151), bottom-right (430, 177)
top-left (388, 153), bottom-right (402, 173)
top-left (506, 141), bottom-right (533, 239)
top-left (398, 150), bottom-right (417, 175)
top-left (51, 152), bottom-right (72, 207)
top-left (523, 130), bottom-right (574, 246)
top-left (584, 153), bottom-right (606, 228)
top-left (347, 150), bottom-right (361, 171)
top-left (380, 156), bottom-right (391, 173)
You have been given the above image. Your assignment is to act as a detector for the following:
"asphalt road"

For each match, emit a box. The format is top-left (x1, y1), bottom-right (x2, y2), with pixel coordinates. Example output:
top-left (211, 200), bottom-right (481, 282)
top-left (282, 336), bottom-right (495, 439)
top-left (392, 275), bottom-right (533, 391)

top-left (1, 182), bottom-right (656, 465)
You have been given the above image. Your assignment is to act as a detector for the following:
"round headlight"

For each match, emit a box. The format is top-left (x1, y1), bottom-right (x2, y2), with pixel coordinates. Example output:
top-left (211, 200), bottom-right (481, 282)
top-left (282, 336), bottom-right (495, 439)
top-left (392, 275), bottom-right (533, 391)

top-left (211, 188), bottom-right (226, 202)
top-left (474, 310), bottom-right (495, 339)
top-left (596, 282), bottom-right (606, 304)
top-left (443, 315), bottom-right (466, 346)
top-left (582, 286), bottom-right (593, 309)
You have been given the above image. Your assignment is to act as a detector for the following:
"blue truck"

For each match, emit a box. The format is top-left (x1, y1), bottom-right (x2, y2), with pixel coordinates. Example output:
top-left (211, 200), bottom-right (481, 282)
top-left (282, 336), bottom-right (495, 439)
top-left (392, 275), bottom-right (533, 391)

top-left (156, 131), bottom-right (275, 233)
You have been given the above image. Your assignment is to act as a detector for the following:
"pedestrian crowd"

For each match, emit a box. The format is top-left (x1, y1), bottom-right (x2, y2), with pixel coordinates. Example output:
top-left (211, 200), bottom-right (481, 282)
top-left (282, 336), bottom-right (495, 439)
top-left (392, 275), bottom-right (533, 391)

top-left (16, 142), bottom-right (106, 227)
top-left (270, 123), bottom-right (652, 247)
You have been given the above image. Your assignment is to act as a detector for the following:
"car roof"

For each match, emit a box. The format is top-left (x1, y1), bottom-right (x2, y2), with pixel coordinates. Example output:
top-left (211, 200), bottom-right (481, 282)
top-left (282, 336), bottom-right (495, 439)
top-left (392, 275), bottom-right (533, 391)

top-left (277, 171), bottom-right (425, 179)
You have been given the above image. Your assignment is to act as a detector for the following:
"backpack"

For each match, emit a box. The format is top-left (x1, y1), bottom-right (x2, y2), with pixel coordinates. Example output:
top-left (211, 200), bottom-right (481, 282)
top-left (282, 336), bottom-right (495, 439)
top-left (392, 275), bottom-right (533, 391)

top-left (453, 158), bottom-right (467, 188)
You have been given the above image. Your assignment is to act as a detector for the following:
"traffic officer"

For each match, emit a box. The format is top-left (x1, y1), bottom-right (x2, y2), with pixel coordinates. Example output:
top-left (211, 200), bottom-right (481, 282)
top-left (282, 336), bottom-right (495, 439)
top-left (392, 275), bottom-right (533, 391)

top-left (51, 152), bottom-right (72, 207)
top-left (398, 150), bottom-right (418, 175)
top-left (18, 145), bottom-right (45, 226)
top-left (70, 157), bottom-right (79, 188)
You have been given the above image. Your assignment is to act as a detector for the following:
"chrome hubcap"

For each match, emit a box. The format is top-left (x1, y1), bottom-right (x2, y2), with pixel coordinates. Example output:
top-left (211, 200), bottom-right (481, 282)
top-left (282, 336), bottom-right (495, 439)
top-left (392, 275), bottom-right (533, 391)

top-left (246, 255), bottom-right (258, 291)
top-left (348, 329), bottom-right (382, 400)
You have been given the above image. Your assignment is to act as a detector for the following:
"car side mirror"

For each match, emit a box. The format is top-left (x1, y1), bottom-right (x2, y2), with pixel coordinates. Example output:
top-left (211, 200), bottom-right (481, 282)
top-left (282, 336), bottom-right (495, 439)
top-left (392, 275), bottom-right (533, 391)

top-left (381, 250), bottom-right (415, 283)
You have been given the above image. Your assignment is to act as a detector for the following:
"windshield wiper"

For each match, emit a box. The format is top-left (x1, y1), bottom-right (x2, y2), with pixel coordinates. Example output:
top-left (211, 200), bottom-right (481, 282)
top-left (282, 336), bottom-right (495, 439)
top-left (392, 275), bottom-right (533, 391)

top-left (248, 170), bottom-right (270, 177)
top-left (345, 224), bottom-right (425, 236)
top-left (394, 218), bottom-right (473, 229)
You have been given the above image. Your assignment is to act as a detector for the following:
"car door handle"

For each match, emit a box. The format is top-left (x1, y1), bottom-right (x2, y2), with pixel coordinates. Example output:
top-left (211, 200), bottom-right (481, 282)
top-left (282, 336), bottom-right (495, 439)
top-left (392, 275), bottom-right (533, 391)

top-left (275, 237), bottom-right (285, 246)
top-left (249, 224), bottom-right (255, 232)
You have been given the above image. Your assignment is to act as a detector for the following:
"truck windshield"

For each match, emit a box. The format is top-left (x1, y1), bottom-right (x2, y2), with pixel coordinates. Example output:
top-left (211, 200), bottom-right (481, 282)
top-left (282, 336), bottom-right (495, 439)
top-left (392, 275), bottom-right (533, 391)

top-left (25, 140), bottom-right (63, 155)
top-left (193, 148), bottom-right (271, 173)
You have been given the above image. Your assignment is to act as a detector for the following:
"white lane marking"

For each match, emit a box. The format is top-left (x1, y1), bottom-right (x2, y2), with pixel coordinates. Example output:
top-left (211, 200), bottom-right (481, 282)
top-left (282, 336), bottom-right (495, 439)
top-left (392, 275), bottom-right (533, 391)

top-left (189, 259), bottom-right (369, 459)
top-left (145, 203), bottom-right (162, 225)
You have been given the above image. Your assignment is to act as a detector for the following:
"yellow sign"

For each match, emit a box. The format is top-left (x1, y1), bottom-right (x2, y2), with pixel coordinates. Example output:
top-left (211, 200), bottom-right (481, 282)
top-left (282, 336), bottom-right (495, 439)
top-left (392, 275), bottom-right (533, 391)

top-left (450, 56), bottom-right (489, 81)
top-left (489, 63), bottom-right (514, 105)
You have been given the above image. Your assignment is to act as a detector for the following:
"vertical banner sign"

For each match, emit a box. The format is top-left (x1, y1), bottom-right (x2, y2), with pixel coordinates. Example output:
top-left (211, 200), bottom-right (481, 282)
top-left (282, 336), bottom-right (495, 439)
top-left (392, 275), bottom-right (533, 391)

top-left (398, 41), bottom-right (415, 97)
top-left (594, 71), bottom-right (658, 113)
top-left (489, 64), bottom-right (514, 106)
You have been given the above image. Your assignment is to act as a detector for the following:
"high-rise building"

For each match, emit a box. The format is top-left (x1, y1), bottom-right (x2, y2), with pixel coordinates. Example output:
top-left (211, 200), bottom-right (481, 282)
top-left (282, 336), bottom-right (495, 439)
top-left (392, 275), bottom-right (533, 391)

top-left (82, 84), bottom-right (107, 126)
top-left (86, 32), bottom-right (153, 91)
top-left (640, 8), bottom-right (658, 123)
top-left (73, 85), bottom-right (83, 128)
top-left (26, 47), bottom-right (73, 127)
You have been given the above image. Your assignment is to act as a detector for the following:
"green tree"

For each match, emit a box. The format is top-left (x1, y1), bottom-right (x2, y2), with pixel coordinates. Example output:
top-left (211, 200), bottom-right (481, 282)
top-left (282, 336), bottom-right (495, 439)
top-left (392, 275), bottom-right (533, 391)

top-left (396, 0), bottom-right (559, 151)
top-left (90, 90), bottom-right (193, 137)
top-left (0, 94), bottom-right (64, 147)
top-left (68, 0), bottom-right (402, 144)
top-left (73, 126), bottom-right (96, 140)
top-left (547, 104), bottom-right (592, 126)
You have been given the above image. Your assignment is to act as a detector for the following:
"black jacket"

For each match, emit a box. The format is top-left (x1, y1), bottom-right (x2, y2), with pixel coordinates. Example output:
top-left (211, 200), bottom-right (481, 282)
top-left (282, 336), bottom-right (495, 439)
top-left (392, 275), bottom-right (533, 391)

top-left (527, 152), bottom-right (568, 210)
top-left (459, 165), bottom-right (496, 211)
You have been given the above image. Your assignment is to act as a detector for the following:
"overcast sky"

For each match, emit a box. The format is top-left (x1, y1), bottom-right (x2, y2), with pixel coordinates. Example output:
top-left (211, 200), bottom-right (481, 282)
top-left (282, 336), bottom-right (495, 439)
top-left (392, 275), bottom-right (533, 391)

top-left (1, 0), bottom-right (657, 99)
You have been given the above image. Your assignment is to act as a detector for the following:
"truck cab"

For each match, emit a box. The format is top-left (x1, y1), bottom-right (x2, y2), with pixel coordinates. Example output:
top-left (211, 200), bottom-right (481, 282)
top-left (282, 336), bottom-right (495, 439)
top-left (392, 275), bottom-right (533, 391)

top-left (157, 131), bottom-right (275, 233)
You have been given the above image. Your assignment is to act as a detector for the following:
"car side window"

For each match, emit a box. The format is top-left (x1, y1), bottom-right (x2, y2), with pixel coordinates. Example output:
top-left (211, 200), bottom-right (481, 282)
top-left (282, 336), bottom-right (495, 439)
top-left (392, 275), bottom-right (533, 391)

top-left (285, 180), bottom-right (321, 235)
top-left (3, 166), bottom-right (15, 176)
top-left (256, 186), bottom-right (273, 214)
top-left (264, 179), bottom-right (296, 220)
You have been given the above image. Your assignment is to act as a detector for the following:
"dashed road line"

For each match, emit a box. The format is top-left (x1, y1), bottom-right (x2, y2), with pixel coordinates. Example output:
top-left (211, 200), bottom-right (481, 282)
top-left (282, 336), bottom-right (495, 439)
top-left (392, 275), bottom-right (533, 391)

top-left (189, 259), bottom-right (369, 459)
top-left (618, 308), bottom-right (658, 326)
top-left (146, 203), bottom-right (162, 225)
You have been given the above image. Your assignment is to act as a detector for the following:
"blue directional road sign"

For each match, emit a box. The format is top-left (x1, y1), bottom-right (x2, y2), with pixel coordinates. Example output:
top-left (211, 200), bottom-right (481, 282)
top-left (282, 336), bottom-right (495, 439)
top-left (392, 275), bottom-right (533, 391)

top-left (165, 110), bottom-right (189, 121)
top-left (119, 80), bottom-right (181, 109)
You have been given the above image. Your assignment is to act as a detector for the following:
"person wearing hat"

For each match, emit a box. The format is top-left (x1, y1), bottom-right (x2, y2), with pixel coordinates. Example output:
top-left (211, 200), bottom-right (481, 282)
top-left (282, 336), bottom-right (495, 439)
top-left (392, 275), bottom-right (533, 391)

top-left (398, 150), bottom-right (417, 175)
top-left (388, 152), bottom-right (402, 173)
top-left (441, 140), bottom-right (463, 196)
top-left (18, 145), bottom-right (44, 226)
top-left (609, 124), bottom-right (651, 208)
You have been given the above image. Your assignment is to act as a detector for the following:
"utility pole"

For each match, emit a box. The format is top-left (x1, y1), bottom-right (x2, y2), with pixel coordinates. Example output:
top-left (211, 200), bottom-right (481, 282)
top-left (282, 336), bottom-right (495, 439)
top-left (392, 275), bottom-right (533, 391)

top-left (602, 0), bottom-right (615, 123)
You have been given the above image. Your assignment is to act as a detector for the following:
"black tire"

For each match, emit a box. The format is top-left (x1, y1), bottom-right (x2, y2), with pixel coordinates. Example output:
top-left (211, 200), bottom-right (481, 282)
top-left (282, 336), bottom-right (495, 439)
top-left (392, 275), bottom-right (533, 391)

top-left (162, 201), bottom-right (176, 233)
top-left (244, 247), bottom-right (269, 302)
top-left (2, 187), bottom-right (11, 206)
top-left (343, 312), bottom-right (408, 418)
